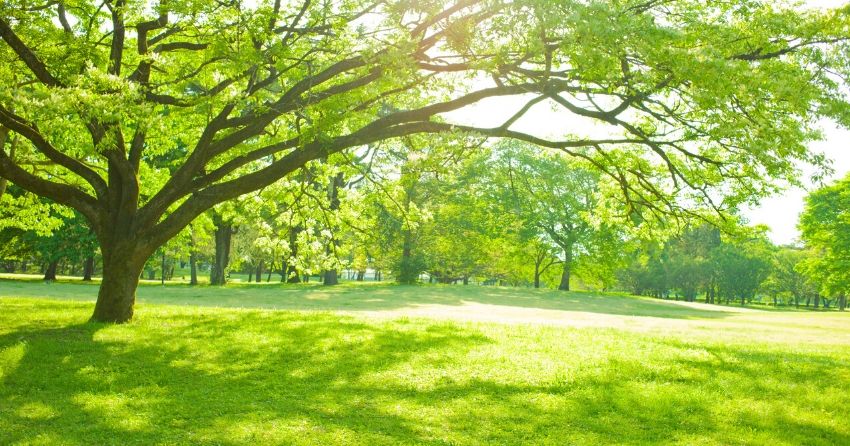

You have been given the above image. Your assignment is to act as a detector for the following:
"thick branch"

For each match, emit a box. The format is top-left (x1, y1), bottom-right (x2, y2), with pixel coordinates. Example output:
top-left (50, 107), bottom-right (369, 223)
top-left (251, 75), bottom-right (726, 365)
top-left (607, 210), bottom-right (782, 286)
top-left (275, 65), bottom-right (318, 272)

top-left (0, 105), bottom-right (108, 199)
top-left (0, 18), bottom-right (64, 87)
top-left (0, 145), bottom-right (101, 229)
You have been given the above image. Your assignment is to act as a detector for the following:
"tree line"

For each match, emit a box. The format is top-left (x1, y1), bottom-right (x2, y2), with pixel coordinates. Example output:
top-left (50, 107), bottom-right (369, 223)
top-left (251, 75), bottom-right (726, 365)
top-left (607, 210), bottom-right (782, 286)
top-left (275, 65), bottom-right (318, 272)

top-left (3, 141), bottom-right (847, 311)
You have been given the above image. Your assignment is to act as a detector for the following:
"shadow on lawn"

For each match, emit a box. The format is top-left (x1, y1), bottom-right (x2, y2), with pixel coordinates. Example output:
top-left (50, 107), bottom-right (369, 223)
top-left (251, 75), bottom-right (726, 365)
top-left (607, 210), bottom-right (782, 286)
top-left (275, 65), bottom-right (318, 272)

top-left (1, 308), bottom-right (848, 445)
top-left (0, 278), bottom-right (778, 321)
top-left (136, 283), bottom-right (745, 320)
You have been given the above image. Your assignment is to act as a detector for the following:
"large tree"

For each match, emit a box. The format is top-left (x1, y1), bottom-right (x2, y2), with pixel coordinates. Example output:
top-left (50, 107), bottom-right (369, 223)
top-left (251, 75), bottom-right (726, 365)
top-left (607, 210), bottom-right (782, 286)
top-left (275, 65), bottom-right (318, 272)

top-left (1, 0), bottom-right (848, 321)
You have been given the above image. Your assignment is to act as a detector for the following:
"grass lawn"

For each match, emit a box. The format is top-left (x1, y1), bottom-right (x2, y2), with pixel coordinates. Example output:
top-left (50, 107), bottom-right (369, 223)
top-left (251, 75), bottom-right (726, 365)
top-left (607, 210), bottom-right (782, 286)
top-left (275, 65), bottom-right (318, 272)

top-left (1, 278), bottom-right (849, 445)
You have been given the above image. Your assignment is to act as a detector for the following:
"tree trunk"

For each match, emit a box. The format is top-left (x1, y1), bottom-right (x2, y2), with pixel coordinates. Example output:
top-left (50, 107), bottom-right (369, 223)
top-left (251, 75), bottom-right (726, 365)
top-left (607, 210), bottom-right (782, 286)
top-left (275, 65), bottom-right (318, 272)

top-left (82, 256), bottom-right (94, 281)
top-left (90, 243), bottom-right (149, 323)
top-left (814, 294), bottom-right (821, 309)
top-left (286, 225), bottom-right (302, 283)
top-left (160, 252), bottom-right (167, 285)
top-left (43, 260), bottom-right (58, 281)
top-left (558, 262), bottom-right (570, 291)
top-left (533, 260), bottom-right (541, 289)
top-left (839, 294), bottom-right (846, 312)
top-left (322, 172), bottom-right (344, 286)
top-left (267, 259), bottom-right (274, 282)
top-left (324, 269), bottom-right (339, 286)
top-left (189, 252), bottom-right (198, 285)
top-left (255, 260), bottom-right (264, 283)
top-left (558, 248), bottom-right (572, 291)
top-left (210, 217), bottom-right (233, 285)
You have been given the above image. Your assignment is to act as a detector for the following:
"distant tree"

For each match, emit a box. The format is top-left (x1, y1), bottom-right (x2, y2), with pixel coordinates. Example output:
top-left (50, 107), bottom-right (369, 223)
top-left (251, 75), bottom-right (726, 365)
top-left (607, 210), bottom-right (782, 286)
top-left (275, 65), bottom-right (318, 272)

top-left (666, 225), bottom-right (722, 302)
top-left (761, 247), bottom-right (817, 307)
top-left (715, 238), bottom-right (771, 306)
top-left (495, 143), bottom-right (621, 291)
top-left (799, 174), bottom-right (850, 311)
top-left (24, 211), bottom-right (98, 281)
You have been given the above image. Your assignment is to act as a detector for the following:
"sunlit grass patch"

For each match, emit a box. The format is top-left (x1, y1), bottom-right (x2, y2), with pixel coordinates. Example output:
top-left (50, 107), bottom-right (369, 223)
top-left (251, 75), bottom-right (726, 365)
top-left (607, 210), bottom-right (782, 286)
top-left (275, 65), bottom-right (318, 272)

top-left (0, 289), bottom-right (849, 445)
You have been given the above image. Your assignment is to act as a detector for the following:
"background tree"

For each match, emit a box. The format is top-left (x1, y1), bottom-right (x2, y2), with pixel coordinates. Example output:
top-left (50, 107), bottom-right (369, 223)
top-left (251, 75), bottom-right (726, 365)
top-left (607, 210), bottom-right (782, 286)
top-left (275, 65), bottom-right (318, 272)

top-left (799, 173), bottom-right (850, 311)
top-left (494, 142), bottom-right (616, 291)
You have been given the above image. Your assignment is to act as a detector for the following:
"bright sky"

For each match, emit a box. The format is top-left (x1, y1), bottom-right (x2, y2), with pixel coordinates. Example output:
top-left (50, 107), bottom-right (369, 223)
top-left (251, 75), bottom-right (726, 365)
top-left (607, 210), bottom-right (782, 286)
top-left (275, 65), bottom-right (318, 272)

top-left (445, 0), bottom-right (849, 245)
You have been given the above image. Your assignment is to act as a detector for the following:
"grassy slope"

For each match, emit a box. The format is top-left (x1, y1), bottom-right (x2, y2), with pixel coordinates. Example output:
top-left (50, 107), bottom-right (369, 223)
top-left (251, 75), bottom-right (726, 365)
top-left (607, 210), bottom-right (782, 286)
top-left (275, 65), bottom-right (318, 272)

top-left (1, 279), bottom-right (849, 445)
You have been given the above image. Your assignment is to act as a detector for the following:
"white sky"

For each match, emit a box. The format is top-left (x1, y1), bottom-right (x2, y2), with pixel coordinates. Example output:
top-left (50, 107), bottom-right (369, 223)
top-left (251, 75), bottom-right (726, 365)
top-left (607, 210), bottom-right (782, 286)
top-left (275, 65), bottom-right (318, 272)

top-left (445, 0), bottom-right (849, 245)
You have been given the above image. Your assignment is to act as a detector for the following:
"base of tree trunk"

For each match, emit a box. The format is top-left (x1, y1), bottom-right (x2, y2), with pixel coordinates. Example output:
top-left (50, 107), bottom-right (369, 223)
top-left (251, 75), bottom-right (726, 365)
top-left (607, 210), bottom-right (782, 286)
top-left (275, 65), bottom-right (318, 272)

top-left (43, 261), bottom-right (58, 281)
top-left (323, 269), bottom-right (339, 286)
top-left (90, 257), bottom-right (144, 323)
top-left (82, 257), bottom-right (94, 281)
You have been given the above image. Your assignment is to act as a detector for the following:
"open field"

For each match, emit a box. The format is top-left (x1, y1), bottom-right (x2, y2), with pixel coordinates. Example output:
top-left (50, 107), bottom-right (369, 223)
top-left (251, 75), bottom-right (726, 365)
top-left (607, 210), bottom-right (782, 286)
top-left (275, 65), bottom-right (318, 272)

top-left (1, 278), bottom-right (849, 445)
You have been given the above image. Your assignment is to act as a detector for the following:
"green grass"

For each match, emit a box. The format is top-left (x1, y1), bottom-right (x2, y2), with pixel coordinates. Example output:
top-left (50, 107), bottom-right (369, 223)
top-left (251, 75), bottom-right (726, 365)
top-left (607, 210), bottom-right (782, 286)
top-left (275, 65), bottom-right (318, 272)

top-left (1, 278), bottom-right (849, 445)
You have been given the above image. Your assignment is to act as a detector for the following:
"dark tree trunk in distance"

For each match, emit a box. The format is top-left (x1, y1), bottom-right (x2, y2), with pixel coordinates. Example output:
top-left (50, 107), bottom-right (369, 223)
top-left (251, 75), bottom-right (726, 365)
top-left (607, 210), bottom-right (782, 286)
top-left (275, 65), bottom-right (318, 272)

top-left (189, 252), bottom-right (198, 285)
top-left (322, 172), bottom-right (344, 286)
top-left (558, 248), bottom-right (572, 291)
top-left (43, 260), bottom-right (58, 281)
top-left (82, 256), bottom-right (94, 281)
top-left (286, 225), bottom-right (302, 283)
top-left (324, 269), bottom-right (339, 286)
top-left (255, 260), bottom-right (264, 283)
top-left (210, 217), bottom-right (233, 286)
top-left (161, 252), bottom-right (167, 285)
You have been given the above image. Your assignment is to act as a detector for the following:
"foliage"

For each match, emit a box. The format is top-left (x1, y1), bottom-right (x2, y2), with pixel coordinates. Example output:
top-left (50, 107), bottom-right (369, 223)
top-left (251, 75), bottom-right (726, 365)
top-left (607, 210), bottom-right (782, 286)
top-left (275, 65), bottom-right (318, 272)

top-left (799, 173), bottom-right (850, 298)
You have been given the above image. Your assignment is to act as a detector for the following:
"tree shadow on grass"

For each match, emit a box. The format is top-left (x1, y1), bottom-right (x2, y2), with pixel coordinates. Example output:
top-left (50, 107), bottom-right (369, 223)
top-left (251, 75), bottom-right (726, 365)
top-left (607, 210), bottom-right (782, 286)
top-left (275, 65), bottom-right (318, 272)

top-left (0, 309), bottom-right (490, 445)
top-left (0, 278), bottom-right (769, 321)
top-left (1, 304), bottom-right (849, 445)
top-left (133, 284), bottom-right (742, 321)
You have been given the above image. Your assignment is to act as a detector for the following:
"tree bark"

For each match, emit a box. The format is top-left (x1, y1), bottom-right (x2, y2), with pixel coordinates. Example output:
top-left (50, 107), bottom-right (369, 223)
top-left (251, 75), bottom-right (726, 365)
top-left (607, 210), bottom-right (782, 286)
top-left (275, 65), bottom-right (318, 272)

top-left (322, 172), bottom-right (344, 286)
top-left (210, 216), bottom-right (233, 285)
top-left (90, 242), bottom-right (149, 323)
top-left (839, 294), bottom-right (846, 312)
top-left (43, 260), bottom-right (58, 281)
top-left (534, 260), bottom-right (541, 289)
top-left (323, 269), bottom-right (339, 286)
top-left (286, 225), bottom-right (302, 283)
top-left (267, 259), bottom-right (274, 282)
top-left (189, 252), bottom-right (198, 285)
top-left (255, 260), bottom-right (264, 283)
top-left (82, 256), bottom-right (94, 281)
top-left (558, 248), bottom-right (572, 291)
